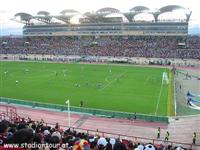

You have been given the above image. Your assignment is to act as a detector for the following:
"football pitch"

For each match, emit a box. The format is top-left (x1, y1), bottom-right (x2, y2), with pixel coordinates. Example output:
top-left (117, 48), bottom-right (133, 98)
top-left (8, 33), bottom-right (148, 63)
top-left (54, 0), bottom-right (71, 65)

top-left (0, 61), bottom-right (171, 116)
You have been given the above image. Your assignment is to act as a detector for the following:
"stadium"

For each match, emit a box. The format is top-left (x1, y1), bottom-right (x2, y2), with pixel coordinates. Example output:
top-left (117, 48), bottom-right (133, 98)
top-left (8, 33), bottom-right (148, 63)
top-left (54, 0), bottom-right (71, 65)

top-left (0, 3), bottom-right (200, 150)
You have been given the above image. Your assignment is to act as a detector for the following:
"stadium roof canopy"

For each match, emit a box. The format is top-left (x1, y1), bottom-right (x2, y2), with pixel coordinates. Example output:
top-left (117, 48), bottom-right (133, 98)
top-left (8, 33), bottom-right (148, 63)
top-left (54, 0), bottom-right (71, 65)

top-left (37, 11), bottom-right (50, 16)
top-left (154, 5), bottom-right (191, 22)
top-left (54, 9), bottom-right (80, 24)
top-left (130, 6), bottom-right (150, 12)
top-left (80, 12), bottom-right (105, 23)
top-left (15, 12), bottom-right (32, 19)
top-left (60, 9), bottom-right (80, 15)
top-left (159, 5), bottom-right (185, 13)
top-left (13, 5), bottom-right (191, 24)
top-left (35, 11), bottom-right (52, 24)
top-left (55, 16), bottom-right (73, 24)
top-left (80, 7), bottom-right (122, 23)
top-left (14, 12), bottom-right (32, 24)
top-left (96, 7), bottom-right (121, 15)
top-left (124, 6), bottom-right (152, 22)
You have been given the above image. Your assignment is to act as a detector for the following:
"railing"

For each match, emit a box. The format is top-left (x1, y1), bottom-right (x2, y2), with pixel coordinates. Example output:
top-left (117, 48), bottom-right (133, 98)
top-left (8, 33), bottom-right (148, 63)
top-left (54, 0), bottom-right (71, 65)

top-left (0, 97), bottom-right (169, 123)
top-left (0, 104), bottom-right (21, 123)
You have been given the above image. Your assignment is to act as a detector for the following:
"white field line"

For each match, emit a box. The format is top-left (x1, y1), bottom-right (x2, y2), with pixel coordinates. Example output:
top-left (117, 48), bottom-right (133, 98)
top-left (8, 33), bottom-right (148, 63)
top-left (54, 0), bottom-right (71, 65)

top-left (144, 76), bottom-right (151, 85)
top-left (99, 72), bottom-right (126, 91)
top-left (174, 76), bottom-right (177, 116)
top-left (155, 82), bottom-right (164, 115)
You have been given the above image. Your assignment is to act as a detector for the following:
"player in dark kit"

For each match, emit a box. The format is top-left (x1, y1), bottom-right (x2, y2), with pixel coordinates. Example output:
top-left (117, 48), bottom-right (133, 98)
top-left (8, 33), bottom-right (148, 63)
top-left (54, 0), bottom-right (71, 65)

top-left (80, 100), bottom-right (84, 107)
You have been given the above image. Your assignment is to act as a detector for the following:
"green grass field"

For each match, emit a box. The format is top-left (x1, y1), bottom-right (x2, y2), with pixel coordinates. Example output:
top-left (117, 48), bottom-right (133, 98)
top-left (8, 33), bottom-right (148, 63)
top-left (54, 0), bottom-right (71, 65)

top-left (0, 61), bottom-right (170, 116)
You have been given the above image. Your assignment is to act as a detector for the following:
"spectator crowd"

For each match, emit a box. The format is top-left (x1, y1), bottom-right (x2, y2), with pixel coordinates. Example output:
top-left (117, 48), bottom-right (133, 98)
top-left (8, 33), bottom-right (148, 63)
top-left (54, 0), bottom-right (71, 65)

top-left (0, 119), bottom-right (191, 150)
top-left (0, 36), bottom-right (200, 59)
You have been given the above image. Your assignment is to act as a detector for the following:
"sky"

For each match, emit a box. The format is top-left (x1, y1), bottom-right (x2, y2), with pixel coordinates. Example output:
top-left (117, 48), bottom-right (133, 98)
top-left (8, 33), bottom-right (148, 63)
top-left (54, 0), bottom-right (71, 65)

top-left (0, 0), bottom-right (200, 35)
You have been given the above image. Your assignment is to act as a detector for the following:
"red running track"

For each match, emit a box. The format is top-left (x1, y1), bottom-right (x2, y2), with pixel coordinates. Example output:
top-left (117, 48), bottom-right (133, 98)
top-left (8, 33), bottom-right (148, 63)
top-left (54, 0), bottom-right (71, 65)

top-left (1, 103), bottom-right (200, 146)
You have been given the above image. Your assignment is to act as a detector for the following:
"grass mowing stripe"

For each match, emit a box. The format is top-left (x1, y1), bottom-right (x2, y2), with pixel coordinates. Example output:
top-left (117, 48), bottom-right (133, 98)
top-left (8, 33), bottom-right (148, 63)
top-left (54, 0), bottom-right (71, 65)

top-left (167, 70), bottom-right (175, 116)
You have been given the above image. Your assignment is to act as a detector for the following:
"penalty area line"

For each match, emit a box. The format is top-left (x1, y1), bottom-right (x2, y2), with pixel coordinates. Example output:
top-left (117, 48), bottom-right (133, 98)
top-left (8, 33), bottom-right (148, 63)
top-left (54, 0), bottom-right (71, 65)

top-left (155, 82), bottom-right (164, 115)
top-left (144, 76), bottom-right (151, 85)
top-left (99, 71), bottom-right (126, 91)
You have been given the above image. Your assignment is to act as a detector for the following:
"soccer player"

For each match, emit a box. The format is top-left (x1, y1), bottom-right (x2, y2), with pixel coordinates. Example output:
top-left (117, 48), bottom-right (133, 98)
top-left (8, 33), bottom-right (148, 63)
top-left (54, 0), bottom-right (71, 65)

top-left (80, 100), bottom-right (83, 107)
top-left (25, 69), bottom-right (29, 73)
top-left (85, 82), bottom-right (89, 86)
top-left (96, 83), bottom-right (101, 89)
top-left (105, 78), bottom-right (109, 83)
top-left (4, 71), bottom-right (8, 75)
top-left (16, 80), bottom-right (19, 85)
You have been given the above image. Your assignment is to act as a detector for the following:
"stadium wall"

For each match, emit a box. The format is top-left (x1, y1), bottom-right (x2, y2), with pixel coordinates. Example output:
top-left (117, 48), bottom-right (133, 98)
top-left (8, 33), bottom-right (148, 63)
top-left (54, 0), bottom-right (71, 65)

top-left (0, 54), bottom-right (199, 67)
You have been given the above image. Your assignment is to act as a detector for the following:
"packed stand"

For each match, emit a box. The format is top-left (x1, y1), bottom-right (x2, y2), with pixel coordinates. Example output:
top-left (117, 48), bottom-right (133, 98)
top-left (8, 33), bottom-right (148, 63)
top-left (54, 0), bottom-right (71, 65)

top-left (0, 36), bottom-right (200, 59)
top-left (0, 119), bottom-right (190, 150)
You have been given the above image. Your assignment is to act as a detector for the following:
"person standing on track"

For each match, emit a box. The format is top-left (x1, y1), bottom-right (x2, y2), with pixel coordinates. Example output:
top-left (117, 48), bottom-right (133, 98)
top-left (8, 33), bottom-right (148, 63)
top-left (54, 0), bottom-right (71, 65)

top-left (164, 131), bottom-right (170, 141)
top-left (157, 127), bottom-right (161, 139)
top-left (193, 132), bottom-right (196, 144)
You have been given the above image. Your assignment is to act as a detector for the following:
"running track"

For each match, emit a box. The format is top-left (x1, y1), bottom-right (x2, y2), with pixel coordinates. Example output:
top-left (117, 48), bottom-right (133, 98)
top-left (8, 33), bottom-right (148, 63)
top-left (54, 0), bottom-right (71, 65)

top-left (1, 103), bottom-right (200, 147)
